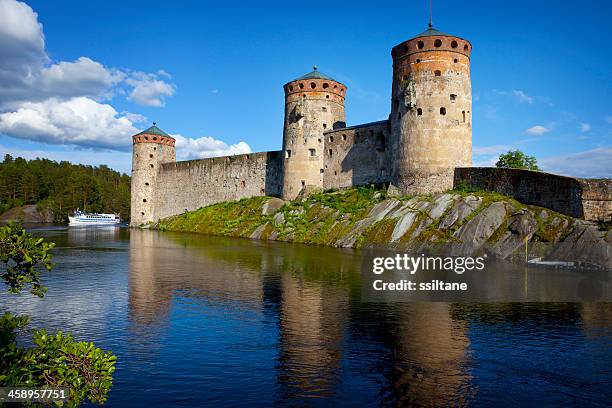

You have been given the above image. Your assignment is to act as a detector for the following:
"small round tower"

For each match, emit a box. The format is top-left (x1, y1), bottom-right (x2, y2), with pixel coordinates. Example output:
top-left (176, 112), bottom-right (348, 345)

top-left (130, 124), bottom-right (175, 226)
top-left (389, 26), bottom-right (472, 195)
top-left (281, 67), bottom-right (346, 200)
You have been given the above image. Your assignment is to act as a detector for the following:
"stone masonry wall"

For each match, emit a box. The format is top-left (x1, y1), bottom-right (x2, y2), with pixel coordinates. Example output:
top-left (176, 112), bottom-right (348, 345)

top-left (454, 167), bottom-right (612, 222)
top-left (578, 178), bottom-right (612, 222)
top-left (322, 120), bottom-right (391, 189)
top-left (154, 151), bottom-right (283, 221)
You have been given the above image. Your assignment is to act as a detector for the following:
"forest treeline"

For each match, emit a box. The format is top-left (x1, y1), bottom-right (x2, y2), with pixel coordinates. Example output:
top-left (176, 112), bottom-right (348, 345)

top-left (0, 155), bottom-right (130, 222)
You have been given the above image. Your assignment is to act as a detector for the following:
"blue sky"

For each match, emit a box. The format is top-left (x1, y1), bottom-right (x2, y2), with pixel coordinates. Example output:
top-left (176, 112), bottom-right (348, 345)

top-left (0, 0), bottom-right (610, 177)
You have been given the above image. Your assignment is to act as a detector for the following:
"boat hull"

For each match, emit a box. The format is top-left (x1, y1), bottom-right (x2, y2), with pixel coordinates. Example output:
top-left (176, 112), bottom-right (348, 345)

top-left (68, 216), bottom-right (121, 226)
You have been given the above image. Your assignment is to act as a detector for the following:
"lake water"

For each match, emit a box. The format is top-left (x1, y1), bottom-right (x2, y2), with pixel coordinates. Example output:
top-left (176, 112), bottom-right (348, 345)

top-left (1, 227), bottom-right (611, 407)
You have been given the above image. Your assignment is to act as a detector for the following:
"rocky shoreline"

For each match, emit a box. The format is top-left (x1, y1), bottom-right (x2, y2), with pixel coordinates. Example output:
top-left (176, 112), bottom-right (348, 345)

top-left (154, 187), bottom-right (611, 270)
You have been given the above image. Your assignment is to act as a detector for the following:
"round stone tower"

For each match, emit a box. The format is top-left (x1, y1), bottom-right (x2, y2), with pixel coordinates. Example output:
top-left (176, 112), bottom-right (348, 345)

top-left (130, 124), bottom-right (175, 226)
top-left (389, 26), bottom-right (472, 195)
top-left (281, 67), bottom-right (346, 200)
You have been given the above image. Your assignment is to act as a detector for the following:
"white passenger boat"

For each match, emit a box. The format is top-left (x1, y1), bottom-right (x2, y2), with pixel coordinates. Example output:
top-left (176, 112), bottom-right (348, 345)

top-left (68, 210), bottom-right (120, 226)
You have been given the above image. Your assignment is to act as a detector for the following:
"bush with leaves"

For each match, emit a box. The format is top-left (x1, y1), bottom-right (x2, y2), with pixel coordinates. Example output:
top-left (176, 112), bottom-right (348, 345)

top-left (0, 223), bottom-right (116, 406)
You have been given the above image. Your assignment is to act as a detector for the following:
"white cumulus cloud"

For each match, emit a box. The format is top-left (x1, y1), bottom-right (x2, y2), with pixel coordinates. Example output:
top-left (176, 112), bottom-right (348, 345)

top-left (580, 123), bottom-right (591, 132)
top-left (526, 125), bottom-right (550, 136)
top-left (173, 134), bottom-right (252, 160)
top-left (126, 72), bottom-right (175, 107)
top-left (0, 0), bottom-right (173, 109)
top-left (0, 97), bottom-right (138, 150)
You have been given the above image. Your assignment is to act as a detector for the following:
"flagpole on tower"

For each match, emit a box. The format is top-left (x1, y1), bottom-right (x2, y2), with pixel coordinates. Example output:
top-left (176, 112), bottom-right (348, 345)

top-left (429, 0), bottom-right (433, 28)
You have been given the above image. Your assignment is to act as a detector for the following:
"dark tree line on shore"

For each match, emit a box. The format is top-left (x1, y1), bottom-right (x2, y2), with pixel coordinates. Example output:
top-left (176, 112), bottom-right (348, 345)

top-left (0, 155), bottom-right (130, 222)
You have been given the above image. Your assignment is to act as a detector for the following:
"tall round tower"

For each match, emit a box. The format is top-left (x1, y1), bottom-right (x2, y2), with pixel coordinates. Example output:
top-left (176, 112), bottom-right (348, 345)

top-left (281, 67), bottom-right (346, 200)
top-left (130, 124), bottom-right (175, 226)
top-left (389, 26), bottom-right (472, 195)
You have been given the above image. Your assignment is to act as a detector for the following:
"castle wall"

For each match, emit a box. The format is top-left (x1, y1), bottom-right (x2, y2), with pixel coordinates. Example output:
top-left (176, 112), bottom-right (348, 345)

top-left (154, 151), bottom-right (283, 221)
top-left (577, 178), bottom-right (612, 222)
top-left (454, 167), bottom-right (612, 222)
top-left (322, 120), bottom-right (391, 189)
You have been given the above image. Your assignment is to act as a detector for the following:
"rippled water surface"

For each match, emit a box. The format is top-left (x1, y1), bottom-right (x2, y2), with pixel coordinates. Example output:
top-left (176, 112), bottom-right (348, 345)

top-left (1, 227), bottom-right (611, 407)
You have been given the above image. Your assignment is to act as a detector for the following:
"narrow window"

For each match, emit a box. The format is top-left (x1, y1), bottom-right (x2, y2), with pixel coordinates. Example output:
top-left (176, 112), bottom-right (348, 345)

top-left (309, 148), bottom-right (316, 156)
top-left (286, 150), bottom-right (292, 158)
top-left (323, 83), bottom-right (329, 89)
top-left (301, 180), bottom-right (305, 186)
top-left (462, 111), bottom-right (466, 122)
top-left (454, 58), bottom-right (458, 63)
top-left (149, 154), bottom-right (153, 158)
top-left (450, 94), bottom-right (457, 102)
top-left (417, 41), bottom-right (424, 49)
top-left (326, 95), bottom-right (330, 99)
top-left (320, 169), bottom-right (324, 173)
top-left (416, 59), bottom-right (421, 63)
top-left (434, 70), bottom-right (441, 77)
top-left (150, 164), bottom-right (154, 168)
top-left (398, 111), bottom-right (402, 119)
top-left (323, 123), bottom-right (327, 129)
top-left (153, 147), bottom-right (156, 150)
top-left (136, 154), bottom-right (139, 157)
top-left (304, 138), bottom-right (307, 144)
top-left (440, 107), bottom-right (446, 115)
top-left (153, 137), bottom-right (157, 141)
top-left (299, 83), bottom-right (304, 89)
top-left (434, 39), bottom-right (442, 47)
top-left (241, 180), bottom-right (246, 188)
top-left (342, 134), bottom-right (347, 141)
top-left (328, 148), bottom-right (333, 156)
top-left (417, 108), bottom-right (423, 115)
top-left (329, 135), bottom-right (334, 142)
top-left (141, 212), bottom-right (145, 216)
top-left (464, 44), bottom-right (469, 51)
top-left (143, 198), bottom-right (147, 203)
top-left (334, 171), bottom-right (337, 175)
top-left (310, 82), bottom-right (316, 89)
top-left (451, 40), bottom-right (458, 48)
top-left (289, 85), bottom-right (293, 91)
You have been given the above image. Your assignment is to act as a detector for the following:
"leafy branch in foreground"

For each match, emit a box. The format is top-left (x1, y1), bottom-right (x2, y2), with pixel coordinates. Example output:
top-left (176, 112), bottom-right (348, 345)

top-left (0, 223), bottom-right (116, 406)
top-left (0, 223), bottom-right (54, 297)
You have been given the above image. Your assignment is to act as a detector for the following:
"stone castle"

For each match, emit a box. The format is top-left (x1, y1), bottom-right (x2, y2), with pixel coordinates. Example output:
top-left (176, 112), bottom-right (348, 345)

top-left (130, 26), bottom-right (611, 226)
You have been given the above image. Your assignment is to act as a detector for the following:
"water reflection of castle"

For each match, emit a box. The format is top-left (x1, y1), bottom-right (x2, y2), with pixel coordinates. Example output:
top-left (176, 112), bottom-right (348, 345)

top-left (128, 230), bottom-right (472, 404)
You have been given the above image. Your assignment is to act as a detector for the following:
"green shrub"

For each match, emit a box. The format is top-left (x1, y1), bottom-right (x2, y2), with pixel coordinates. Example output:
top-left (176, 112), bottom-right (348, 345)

top-left (0, 223), bottom-right (116, 406)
